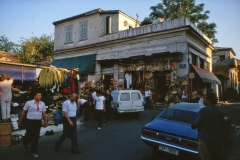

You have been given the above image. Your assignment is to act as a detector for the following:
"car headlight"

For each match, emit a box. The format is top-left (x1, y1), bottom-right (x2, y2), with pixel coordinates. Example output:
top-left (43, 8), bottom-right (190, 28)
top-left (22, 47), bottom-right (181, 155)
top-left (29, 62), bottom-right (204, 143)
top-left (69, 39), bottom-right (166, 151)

top-left (142, 129), bottom-right (158, 138)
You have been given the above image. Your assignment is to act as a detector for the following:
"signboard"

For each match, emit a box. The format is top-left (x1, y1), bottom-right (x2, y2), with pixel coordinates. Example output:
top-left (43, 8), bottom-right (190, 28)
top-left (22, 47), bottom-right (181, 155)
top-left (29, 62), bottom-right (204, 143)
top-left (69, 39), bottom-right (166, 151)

top-left (188, 72), bottom-right (195, 80)
top-left (179, 64), bottom-right (186, 69)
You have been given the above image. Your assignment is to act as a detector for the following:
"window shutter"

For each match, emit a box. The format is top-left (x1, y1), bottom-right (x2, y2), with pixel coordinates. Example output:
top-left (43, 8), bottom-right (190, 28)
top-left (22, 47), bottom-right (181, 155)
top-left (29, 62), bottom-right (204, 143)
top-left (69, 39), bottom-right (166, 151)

top-left (80, 23), bottom-right (83, 40)
top-left (70, 26), bottom-right (72, 42)
top-left (103, 16), bottom-right (106, 35)
top-left (108, 16), bottom-right (112, 34)
top-left (84, 21), bottom-right (88, 39)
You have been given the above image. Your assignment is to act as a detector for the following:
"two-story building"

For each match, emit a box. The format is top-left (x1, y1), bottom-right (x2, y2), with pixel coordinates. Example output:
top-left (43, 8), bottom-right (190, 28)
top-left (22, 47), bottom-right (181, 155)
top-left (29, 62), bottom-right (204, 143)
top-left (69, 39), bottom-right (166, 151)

top-left (212, 47), bottom-right (238, 98)
top-left (51, 8), bottom-right (221, 99)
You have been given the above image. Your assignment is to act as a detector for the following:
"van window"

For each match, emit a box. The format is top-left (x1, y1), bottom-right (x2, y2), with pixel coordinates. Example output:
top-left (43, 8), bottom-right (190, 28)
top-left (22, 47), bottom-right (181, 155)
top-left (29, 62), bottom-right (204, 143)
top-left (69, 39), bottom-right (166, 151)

top-left (120, 93), bottom-right (130, 101)
top-left (131, 92), bottom-right (141, 101)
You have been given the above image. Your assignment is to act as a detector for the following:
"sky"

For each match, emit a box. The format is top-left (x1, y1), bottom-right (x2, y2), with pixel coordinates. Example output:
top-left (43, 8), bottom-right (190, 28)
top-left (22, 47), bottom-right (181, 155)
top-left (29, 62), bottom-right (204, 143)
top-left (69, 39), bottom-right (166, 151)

top-left (0, 0), bottom-right (240, 57)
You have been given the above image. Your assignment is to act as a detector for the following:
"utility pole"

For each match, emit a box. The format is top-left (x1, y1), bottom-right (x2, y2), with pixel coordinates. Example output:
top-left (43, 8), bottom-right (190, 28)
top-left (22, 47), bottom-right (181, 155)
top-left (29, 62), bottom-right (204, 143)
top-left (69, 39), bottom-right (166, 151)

top-left (135, 13), bottom-right (139, 27)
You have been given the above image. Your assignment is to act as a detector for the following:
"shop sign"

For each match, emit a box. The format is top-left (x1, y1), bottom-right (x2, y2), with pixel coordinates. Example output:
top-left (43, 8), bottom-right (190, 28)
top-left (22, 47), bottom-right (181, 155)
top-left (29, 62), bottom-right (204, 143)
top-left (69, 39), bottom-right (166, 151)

top-left (188, 72), bottom-right (195, 80)
top-left (179, 64), bottom-right (186, 69)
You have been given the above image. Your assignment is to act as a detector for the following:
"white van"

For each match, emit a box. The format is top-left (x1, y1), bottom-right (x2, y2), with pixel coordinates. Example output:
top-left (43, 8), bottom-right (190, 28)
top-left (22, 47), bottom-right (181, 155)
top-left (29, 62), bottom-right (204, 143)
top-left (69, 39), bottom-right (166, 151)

top-left (111, 90), bottom-right (144, 116)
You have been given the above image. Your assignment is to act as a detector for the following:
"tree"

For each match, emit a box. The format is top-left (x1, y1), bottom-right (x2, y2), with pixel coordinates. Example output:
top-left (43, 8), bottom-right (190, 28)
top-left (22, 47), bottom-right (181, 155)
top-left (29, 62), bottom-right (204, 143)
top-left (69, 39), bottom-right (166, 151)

top-left (17, 34), bottom-right (54, 63)
top-left (0, 35), bottom-right (19, 52)
top-left (140, 17), bottom-right (153, 26)
top-left (148, 0), bottom-right (218, 43)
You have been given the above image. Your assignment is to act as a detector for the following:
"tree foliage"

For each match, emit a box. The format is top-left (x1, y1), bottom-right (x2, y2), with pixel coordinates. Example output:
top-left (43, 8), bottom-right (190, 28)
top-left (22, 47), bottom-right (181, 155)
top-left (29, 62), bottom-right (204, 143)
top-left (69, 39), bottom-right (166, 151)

top-left (0, 35), bottom-right (19, 52)
top-left (140, 17), bottom-right (153, 26)
top-left (17, 34), bottom-right (54, 63)
top-left (148, 0), bottom-right (218, 43)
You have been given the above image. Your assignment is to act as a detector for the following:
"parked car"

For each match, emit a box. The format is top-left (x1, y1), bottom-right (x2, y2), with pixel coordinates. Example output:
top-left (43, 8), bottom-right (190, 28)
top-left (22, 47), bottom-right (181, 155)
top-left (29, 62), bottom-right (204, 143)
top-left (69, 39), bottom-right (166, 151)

top-left (111, 90), bottom-right (144, 116)
top-left (141, 102), bottom-right (232, 157)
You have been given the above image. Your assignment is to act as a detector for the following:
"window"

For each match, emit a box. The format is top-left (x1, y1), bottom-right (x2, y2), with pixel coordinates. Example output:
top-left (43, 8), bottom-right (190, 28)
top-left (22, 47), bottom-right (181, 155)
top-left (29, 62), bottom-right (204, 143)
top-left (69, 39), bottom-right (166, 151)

top-left (104, 16), bottom-right (112, 35)
top-left (120, 93), bottom-right (130, 101)
top-left (219, 55), bottom-right (225, 61)
top-left (157, 108), bottom-right (198, 124)
top-left (129, 25), bottom-right (133, 29)
top-left (205, 61), bottom-right (210, 70)
top-left (191, 54), bottom-right (197, 66)
top-left (200, 58), bottom-right (204, 69)
top-left (131, 92), bottom-right (141, 101)
top-left (79, 21), bottom-right (88, 40)
top-left (65, 25), bottom-right (73, 43)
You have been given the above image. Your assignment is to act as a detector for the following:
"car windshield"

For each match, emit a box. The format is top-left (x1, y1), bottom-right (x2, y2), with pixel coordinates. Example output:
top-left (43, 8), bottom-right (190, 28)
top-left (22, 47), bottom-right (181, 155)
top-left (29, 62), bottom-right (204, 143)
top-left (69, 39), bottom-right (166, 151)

top-left (156, 108), bottom-right (198, 124)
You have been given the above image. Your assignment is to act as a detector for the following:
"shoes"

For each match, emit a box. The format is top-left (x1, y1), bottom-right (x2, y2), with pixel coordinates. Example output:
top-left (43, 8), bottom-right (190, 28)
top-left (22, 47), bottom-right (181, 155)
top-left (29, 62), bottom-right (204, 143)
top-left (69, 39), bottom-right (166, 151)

top-left (31, 153), bottom-right (39, 158)
top-left (71, 151), bottom-right (81, 154)
top-left (98, 127), bottom-right (101, 129)
top-left (55, 143), bottom-right (58, 151)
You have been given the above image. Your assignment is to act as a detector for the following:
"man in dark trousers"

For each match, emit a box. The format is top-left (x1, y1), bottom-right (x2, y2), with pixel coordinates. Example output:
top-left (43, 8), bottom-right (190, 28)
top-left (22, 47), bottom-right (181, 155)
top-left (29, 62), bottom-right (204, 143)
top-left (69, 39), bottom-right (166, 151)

top-left (191, 92), bottom-right (225, 160)
top-left (144, 86), bottom-right (151, 110)
top-left (55, 93), bottom-right (80, 154)
top-left (104, 89), bottom-right (113, 123)
top-left (18, 91), bottom-right (47, 158)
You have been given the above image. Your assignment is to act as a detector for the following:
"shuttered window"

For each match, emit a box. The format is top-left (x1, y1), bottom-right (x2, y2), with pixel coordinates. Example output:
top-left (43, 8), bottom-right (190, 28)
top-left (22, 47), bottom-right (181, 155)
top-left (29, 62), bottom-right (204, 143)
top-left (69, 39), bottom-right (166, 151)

top-left (65, 25), bottom-right (73, 43)
top-left (79, 21), bottom-right (88, 40)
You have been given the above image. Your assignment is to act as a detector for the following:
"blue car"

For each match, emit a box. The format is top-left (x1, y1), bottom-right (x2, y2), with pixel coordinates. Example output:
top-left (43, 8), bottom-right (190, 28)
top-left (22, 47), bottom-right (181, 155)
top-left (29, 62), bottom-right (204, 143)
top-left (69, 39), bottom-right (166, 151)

top-left (141, 103), bottom-right (231, 157)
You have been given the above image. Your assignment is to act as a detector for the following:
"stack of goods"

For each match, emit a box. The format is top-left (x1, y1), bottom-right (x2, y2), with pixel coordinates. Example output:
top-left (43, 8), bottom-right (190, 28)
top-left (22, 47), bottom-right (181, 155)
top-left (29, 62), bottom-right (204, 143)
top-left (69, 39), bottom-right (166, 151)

top-left (46, 112), bottom-right (54, 125)
top-left (10, 114), bottom-right (19, 130)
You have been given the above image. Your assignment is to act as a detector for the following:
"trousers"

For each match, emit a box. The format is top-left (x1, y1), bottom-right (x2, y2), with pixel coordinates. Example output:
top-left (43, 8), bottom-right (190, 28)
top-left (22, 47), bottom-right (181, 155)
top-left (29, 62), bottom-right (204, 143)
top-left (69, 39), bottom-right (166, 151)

top-left (55, 117), bottom-right (78, 152)
top-left (198, 139), bottom-right (225, 160)
top-left (95, 109), bottom-right (103, 127)
top-left (1, 101), bottom-right (11, 119)
top-left (23, 119), bottom-right (41, 154)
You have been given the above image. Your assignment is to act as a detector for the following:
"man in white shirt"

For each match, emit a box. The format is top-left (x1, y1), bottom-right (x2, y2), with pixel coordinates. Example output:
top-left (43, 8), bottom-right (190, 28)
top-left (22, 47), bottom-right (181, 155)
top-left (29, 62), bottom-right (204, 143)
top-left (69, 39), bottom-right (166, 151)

top-left (145, 86), bottom-right (151, 110)
top-left (55, 93), bottom-right (80, 154)
top-left (94, 90), bottom-right (105, 129)
top-left (18, 91), bottom-right (47, 158)
top-left (0, 74), bottom-right (13, 122)
top-left (78, 98), bottom-right (89, 121)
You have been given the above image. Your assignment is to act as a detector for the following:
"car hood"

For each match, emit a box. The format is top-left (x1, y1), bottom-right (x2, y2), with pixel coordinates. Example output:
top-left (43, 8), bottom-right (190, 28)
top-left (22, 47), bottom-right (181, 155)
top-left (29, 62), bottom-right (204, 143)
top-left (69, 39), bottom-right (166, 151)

top-left (143, 118), bottom-right (198, 140)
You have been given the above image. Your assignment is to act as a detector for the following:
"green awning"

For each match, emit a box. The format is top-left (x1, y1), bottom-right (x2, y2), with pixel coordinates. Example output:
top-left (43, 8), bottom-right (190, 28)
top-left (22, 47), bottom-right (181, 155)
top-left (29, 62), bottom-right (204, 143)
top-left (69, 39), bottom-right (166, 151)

top-left (51, 54), bottom-right (96, 74)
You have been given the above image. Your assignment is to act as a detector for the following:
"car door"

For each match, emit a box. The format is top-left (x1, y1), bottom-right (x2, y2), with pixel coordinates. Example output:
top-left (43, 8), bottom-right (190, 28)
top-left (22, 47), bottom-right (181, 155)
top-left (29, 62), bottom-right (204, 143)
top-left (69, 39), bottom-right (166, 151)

top-left (118, 92), bottom-right (131, 112)
top-left (131, 91), bottom-right (143, 110)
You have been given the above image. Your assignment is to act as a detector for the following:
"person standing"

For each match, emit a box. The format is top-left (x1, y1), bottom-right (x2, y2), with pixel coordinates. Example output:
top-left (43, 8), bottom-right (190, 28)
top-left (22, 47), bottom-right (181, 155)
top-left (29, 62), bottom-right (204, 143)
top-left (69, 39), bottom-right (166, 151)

top-left (191, 92), bottom-right (225, 160)
top-left (55, 93), bottom-right (80, 154)
top-left (94, 90), bottom-right (105, 129)
top-left (104, 89), bottom-right (113, 123)
top-left (78, 98), bottom-right (89, 121)
top-left (144, 86), bottom-right (151, 110)
top-left (18, 91), bottom-right (47, 158)
top-left (0, 74), bottom-right (13, 122)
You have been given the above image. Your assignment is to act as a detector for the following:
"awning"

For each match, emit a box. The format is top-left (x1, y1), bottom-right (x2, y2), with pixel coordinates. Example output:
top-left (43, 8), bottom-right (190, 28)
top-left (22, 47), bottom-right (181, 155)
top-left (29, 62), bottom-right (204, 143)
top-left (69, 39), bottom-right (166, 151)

top-left (191, 65), bottom-right (221, 84)
top-left (0, 64), bottom-right (36, 81)
top-left (51, 54), bottom-right (96, 74)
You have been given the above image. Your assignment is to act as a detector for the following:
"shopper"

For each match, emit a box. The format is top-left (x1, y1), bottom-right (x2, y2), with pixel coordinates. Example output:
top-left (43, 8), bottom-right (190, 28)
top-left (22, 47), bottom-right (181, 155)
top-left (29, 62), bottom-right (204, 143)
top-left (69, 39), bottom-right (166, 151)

top-left (78, 97), bottom-right (89, 121)
top-left (0, 74), bottom-right (13, 122)
top-left (55, 93), bottom-right (80, 154)
top-left (18, 91), bottom-right (47, 158)
top-left (104, 89), bottom-right (113, 123)
top-left (191, 92), bottom-right (225, 160)
top-left (144, 86), bottom-right (151, 110)
top-left (94, 90), bottom-right (105, 129)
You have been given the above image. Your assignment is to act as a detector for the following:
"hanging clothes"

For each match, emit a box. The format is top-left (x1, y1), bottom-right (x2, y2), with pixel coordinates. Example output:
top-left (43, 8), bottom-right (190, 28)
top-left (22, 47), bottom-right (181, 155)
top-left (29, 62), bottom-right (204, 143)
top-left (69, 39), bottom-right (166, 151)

top-left (125, 73), bottom-right (130, 89)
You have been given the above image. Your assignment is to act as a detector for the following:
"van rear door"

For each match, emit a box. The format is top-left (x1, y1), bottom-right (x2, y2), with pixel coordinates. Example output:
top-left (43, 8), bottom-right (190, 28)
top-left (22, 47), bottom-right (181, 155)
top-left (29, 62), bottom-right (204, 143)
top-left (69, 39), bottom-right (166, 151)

top-left (118, 92), bottom-right (131, 112)
top-left (131, 92), bottom-right (143, 111)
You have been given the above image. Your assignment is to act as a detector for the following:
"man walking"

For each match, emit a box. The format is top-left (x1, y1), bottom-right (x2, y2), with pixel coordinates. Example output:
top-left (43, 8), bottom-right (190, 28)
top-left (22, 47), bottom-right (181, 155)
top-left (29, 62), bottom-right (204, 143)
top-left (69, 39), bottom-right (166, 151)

top-left (191, 92), bottom-right (225, 160)
top-left (55, 93), bottom-right (80, 154)
top-left (104, 89), bottom-right (113, 123)
top-left (0, 74), bottom-right (13, 122)
top-left (144, 86), bottom-right (151, 110)
top-left (94, 90), bottom-right (105, 129)
top-left (18, 91), bottom-right (47, 158)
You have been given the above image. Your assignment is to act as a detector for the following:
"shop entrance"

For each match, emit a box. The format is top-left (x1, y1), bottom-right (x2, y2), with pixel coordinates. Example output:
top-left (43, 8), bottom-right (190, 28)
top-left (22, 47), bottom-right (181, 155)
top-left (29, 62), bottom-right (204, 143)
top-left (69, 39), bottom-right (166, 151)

top-left (154, 71), bottom-right (170, 101)
top-left (103, 74), bottom-right (113, 91)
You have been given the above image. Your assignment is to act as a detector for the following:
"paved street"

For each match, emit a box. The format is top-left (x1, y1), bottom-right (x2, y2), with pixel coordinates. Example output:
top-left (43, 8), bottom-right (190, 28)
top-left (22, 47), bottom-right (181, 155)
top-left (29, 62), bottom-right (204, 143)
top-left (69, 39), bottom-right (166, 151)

top-left (1, 101), bottom-right (240, 160)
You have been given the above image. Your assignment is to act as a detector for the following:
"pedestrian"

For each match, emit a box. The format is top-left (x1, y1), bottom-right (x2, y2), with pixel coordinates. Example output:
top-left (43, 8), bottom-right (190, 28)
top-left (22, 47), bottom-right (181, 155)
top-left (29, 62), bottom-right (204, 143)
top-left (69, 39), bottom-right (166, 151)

top-left (55, 93), bottom-right (80, 154)
top-left (104, 89), bottom-right (113, 123)
top-left (78, 97), bottom-right (89, 121)
top-left (18, 91), bottom-right (47, 158)
top-left (191, 92), bottom-right (225, 160)
top-left (94, 90), bottom-right (105, 129)
top-left (0, 74), bottom-right (13, 122)
top-left (197, 91), bottom-right (204, 105)
top-left (144, 86), bottom-right (151, 110)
